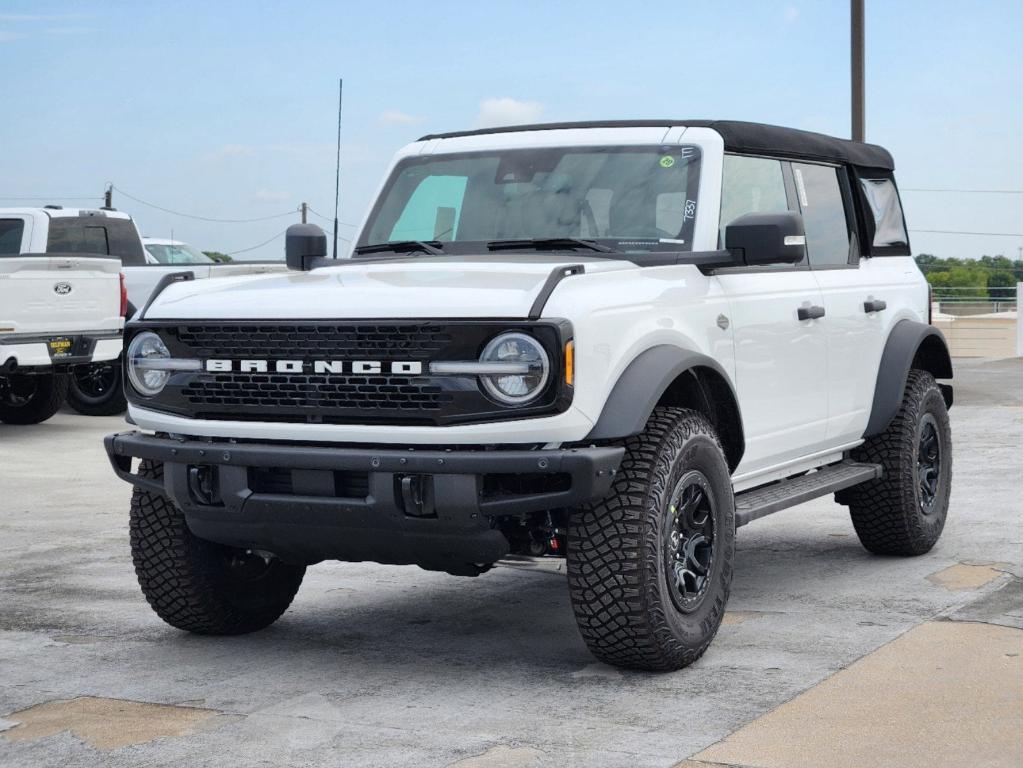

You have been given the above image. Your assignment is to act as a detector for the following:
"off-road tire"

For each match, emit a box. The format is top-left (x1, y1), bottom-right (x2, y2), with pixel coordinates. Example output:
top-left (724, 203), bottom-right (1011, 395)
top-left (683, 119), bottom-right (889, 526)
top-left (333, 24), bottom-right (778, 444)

top-left (567, 407), bottom-right (735, 671)
top-left (0, 372), bottom-right (69, 425)
top-left (840, 370), bottom-right (952, 555)
top-left (66, 360), bottom-right (127, 416)
top-left (130, 460), bottom-right (306, 634)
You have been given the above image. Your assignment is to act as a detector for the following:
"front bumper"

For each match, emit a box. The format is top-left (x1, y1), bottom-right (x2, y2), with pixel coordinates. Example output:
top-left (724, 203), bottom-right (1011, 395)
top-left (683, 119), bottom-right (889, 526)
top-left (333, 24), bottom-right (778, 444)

top-left (105, 431), bottom-right (623, 571)
top-left (0, 331), bottom-right (122, 371)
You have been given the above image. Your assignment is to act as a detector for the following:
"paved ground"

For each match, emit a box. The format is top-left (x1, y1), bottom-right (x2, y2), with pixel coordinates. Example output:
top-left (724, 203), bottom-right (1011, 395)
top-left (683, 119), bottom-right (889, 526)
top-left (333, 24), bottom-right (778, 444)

top-left (1, 359), bottom-right (1021, 767)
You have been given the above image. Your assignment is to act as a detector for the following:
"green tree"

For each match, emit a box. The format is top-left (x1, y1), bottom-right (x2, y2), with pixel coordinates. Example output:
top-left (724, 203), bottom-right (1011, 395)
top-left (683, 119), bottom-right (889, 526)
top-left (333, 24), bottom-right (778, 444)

top-left (203, 251), bottom-right (233, 263)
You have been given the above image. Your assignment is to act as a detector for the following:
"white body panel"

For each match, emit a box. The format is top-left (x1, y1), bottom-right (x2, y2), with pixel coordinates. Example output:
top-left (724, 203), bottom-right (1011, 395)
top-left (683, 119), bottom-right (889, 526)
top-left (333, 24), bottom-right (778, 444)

top-left (0, 208), bottom-right (124, 368)
top-left (126, 125), bottom-right (930, 489)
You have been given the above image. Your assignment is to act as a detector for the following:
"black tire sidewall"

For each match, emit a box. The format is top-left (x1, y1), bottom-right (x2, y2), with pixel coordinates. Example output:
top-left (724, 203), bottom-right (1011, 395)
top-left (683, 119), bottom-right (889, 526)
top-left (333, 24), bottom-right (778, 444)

top-left (0, 372), bottom-right (68, 424)
top-left (647, 429), bottom-right (735, 650)
top-left (909, 384), bottom-right (952, 542)
top-left (67, 362), bottom-right (127, 415)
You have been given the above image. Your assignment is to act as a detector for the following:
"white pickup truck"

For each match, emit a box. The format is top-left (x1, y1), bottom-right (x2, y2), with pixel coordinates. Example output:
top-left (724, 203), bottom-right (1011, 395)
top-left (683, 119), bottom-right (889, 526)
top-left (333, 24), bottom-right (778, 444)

top-left (63, 236), bottom-right (285, 416)
top-left (0, 207), bottom-right (126, 424)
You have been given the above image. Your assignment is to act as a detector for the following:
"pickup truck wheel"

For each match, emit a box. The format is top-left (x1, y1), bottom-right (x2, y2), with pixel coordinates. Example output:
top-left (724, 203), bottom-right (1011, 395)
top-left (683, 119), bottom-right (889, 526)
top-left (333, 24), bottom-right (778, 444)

top-left (567, 407), bottom-right (734, 671)
top-left (129, 460), bottom-right (306, 634)
top-left (0, 372), bottom-right (69, 425)
top-left (66, 360), bottom-right (127, 416)
top-left (841, 370), bottom-right (952, 556)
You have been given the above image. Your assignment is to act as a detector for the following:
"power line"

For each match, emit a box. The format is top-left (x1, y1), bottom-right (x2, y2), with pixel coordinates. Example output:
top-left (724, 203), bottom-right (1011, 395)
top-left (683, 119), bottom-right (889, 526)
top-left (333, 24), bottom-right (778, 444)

top-left (112, 186), bottom-right (297, 223)
top-left (902, 188), bottom-right (1023, 194)
top-left (225, 230), bottom-right (288, 255)
top-left (910, 229), bottom-right (1023, 237)
top-left (307, 206), bottom-right (357, 227)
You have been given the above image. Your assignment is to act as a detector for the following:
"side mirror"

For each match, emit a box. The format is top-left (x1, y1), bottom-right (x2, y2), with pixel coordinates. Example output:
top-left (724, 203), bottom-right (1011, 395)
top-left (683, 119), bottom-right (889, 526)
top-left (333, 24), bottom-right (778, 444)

top-left (285, 223), bottom-right (327, 271)
top-left (725, 212), bottom-right (806, 267)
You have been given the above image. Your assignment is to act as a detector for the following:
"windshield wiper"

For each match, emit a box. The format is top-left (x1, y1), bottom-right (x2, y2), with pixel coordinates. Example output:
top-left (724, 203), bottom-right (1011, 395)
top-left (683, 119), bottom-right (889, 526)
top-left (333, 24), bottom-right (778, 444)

top-left (486, 237), bottom-right (613, 253)
top-left (353, 240), bottom-right (444, 256)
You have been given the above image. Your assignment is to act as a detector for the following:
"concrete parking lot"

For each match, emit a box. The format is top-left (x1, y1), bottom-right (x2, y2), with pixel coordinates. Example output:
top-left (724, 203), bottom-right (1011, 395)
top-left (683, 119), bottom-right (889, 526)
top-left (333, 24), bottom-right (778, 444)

top-left (1, 358), bottom-right (1021, 768)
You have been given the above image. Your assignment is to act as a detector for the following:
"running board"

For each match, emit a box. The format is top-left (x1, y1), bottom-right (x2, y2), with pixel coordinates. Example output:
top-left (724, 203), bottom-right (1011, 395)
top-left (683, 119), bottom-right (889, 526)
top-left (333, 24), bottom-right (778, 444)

top-left (734, 460), bottom-right (882, 528)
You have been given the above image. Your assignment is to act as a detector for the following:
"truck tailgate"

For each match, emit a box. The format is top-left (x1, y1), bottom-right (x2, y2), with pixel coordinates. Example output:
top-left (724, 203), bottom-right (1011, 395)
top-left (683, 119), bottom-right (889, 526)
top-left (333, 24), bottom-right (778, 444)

top-left (0, 254), bottom-right (123, 336)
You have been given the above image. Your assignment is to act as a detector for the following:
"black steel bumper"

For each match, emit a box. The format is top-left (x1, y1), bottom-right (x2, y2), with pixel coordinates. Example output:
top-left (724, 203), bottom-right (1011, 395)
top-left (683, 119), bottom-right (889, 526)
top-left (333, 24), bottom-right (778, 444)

top-left (104, 431), bottom-right (623, 570)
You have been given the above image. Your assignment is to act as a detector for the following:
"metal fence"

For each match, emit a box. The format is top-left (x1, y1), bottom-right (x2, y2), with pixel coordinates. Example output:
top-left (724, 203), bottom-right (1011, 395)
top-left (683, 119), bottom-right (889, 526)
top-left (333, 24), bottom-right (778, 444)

top-left (931, 284), bottom-right (1020, 358)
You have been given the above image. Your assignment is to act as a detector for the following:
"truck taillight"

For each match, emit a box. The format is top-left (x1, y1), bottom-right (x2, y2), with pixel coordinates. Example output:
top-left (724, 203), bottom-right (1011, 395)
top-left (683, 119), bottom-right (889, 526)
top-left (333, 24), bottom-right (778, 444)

top-left (120, 272), bottom-right (128, 317)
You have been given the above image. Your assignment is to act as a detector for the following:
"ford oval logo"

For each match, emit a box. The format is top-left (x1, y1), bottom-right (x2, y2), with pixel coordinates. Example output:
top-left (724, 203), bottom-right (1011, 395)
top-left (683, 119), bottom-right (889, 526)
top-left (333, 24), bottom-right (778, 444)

top-left (54, 282), bottom-right (72, 296)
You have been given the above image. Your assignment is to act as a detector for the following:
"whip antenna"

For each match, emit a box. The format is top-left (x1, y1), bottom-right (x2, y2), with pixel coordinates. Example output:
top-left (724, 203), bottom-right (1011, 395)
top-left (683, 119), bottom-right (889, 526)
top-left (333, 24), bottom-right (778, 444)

top-left (333, 78), bottom-right (343, 259)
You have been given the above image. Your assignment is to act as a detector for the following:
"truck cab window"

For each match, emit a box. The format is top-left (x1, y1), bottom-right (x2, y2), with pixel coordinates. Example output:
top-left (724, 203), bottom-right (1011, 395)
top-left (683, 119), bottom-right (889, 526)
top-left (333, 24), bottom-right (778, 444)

top-left (0, 219), bottom-right (24, 255)
top-left (792, 163), bottom-right (852, 268)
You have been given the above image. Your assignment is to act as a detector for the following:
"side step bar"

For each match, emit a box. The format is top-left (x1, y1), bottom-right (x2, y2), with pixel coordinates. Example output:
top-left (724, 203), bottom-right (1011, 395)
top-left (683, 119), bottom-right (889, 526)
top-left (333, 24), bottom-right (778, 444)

top-left (734, 460), bottom-right (882, 528)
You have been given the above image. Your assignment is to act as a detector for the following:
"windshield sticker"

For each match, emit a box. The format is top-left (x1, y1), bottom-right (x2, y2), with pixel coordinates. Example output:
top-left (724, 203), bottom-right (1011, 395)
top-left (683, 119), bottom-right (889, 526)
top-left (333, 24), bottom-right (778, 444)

top-left (659, 156), bottom-right (676, 168)
top-left (683, 199), bottom-right (697, 222)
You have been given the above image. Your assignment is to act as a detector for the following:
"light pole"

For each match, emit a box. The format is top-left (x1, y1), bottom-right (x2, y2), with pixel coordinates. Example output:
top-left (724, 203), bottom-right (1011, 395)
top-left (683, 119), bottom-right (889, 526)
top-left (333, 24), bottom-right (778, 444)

top-left (851, 0), bottom-right (865, 141)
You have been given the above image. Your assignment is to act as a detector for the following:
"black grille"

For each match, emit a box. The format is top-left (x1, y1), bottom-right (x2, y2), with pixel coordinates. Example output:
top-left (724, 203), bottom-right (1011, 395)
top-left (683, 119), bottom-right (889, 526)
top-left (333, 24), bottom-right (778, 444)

top-left (182, 372), bottom-right (452, 412)
top-left (132, 320), bottom-right (570, 426)
top-left (172, 324), bottom-right (453, 359)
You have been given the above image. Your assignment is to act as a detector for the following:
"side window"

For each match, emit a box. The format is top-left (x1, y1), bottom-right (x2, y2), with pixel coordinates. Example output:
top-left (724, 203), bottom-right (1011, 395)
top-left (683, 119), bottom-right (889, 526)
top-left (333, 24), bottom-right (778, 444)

top-left (0, 219), bottom-right (25, 255)
top-left (791, 163), bottom-right (852, 268)
top-left (719, 155), bottom-right (796, 266)
top-left (389, 175), bottom-right (468, 242)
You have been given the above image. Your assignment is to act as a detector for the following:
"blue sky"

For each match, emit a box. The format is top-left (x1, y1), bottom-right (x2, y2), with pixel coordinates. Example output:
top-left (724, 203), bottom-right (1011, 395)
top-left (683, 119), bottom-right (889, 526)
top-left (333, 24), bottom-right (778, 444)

top-left (1, 0), bottom-right (1021, 261)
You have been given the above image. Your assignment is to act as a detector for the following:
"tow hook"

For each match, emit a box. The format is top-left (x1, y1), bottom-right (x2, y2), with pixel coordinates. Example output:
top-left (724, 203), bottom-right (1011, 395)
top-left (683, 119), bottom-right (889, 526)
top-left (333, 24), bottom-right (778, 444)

top-left (399, 474), bottom-right (436, 518)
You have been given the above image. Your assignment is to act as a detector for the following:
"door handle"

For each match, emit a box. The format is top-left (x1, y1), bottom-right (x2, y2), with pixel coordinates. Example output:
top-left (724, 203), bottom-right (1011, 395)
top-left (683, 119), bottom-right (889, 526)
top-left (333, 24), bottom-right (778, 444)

top-left (797, 305), bottom-right (826, 321)
top-left (863, 299), bottom-right (887, 313)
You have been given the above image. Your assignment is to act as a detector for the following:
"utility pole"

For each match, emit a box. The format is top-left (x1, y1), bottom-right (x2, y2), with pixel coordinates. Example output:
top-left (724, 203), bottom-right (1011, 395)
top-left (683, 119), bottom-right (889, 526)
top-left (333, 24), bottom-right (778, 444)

top-left (103, 184), bottom-right (113, 210)
top-left (851, 0), bottom-right (865, 142)
top-left (301, 202), bottom-right (308, 224)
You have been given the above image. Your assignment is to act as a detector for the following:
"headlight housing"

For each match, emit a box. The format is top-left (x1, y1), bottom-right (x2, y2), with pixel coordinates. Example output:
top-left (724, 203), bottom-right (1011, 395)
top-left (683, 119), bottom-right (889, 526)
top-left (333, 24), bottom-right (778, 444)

top-left (479, 332), bottom-right (550, 405)
top-left (127, 331), bottom-right (172, 397)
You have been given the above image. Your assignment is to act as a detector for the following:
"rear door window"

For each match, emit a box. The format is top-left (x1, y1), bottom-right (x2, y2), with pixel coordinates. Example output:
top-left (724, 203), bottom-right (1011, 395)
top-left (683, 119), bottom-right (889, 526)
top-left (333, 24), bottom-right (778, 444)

top-left (45, 216), bottom-right (146, 264)
top-left (0, 219), bottom-right (25, 255)
top-left (791, 163), bottom-right (853, 268)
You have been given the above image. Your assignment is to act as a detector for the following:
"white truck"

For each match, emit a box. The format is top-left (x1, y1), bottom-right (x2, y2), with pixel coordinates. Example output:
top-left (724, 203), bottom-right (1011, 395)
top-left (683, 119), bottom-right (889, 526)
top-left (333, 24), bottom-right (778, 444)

top-left (0, 207), bottom-right (126, 424)
top-left (105, 120), bottom-right (953, 671)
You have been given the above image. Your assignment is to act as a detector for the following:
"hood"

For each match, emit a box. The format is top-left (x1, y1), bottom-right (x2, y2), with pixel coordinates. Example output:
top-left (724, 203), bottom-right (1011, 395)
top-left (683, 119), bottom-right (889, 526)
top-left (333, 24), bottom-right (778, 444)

top-left (144, 255), bottom-right (636, 320)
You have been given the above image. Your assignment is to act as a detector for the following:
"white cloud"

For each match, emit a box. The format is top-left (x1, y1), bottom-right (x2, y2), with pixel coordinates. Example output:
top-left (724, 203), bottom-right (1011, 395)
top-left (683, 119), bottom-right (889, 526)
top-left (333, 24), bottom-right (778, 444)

top-left (253, 189), bottom-right (291, 203)
top-left (474, 97), bottom-right (544, 129)
top-left (378, 109), bottom-right (424, 125)
top-left (784, 5), bottom-right (800, 22)
top-left (0, 30), bottom-right (23, 42)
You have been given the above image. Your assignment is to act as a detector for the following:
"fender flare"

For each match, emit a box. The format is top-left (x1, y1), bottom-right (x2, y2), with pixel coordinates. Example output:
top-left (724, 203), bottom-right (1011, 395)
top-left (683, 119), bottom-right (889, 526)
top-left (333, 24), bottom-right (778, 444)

top-left (585, 345), bottom-right (741, 443)
top-left (864, 319), bottom-right (953, 438)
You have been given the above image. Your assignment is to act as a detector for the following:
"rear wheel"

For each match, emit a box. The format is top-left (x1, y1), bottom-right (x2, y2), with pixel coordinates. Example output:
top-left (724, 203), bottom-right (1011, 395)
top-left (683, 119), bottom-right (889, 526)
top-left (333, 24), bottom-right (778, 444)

top-left (840, 370), bottom-right (952, 555)
top-left (0, 372), bottom-right (68, 424)
top-left (66, 359), bottom-right (127, 416)
top-left (130, 460), bottom-right (306, 634)
top-left (567, 407), bottom-right (734, 671)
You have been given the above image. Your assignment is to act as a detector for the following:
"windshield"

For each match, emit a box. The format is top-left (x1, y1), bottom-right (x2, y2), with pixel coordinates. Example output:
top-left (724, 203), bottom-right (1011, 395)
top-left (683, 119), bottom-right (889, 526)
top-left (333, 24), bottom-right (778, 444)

top-left (144, 242), bottom-right (215, 264)
top-left (358, 145), bottom-right (702, 255)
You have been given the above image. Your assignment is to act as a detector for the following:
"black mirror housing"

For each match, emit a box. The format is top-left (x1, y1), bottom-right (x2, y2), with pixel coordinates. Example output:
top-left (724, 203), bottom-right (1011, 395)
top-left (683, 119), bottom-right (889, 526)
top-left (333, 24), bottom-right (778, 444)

top-left (285, 223), bottom-right (328, 271)
top-left (725, 212), bottom-right (806, 267)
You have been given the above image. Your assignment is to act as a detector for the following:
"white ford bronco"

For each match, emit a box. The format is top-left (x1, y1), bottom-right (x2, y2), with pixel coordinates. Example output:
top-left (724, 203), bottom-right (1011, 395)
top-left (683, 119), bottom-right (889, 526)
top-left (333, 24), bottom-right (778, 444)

top-left (0, 207), bottom-right (128, 424)
top-left (105, 121), bottom-right (953, 671)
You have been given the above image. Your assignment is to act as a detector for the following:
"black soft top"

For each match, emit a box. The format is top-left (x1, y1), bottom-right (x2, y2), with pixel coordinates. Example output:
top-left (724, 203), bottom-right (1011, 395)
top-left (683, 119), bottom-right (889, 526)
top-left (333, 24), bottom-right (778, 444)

top-left (418, 120), bottom-right (894, 171)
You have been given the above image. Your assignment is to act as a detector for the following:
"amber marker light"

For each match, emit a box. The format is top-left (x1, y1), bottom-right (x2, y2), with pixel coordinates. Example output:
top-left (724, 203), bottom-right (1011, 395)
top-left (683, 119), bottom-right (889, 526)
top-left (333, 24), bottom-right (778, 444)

top-left (565, 340), bottom-right (574, 386)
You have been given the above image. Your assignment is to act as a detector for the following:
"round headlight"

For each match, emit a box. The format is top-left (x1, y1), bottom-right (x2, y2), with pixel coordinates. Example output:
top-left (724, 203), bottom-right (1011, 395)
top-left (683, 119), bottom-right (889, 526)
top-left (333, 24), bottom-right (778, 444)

top-left (127, 331), bottom-right (172, 397)
top-left (479, 332), bottom-right (550, 405)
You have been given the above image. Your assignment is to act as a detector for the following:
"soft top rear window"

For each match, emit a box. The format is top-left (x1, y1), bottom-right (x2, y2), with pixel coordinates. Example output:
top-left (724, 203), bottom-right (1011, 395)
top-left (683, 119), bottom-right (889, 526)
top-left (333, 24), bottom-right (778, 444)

top-left (859, 177), bottom-right (908, 248)
top-left (45, 215), bottom-right (145, 265)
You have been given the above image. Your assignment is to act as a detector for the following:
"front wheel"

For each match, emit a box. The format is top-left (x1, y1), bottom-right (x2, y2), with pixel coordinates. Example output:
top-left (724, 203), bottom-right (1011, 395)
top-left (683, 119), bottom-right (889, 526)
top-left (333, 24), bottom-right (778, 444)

top-left (130, 460), bottom-right (306, 634)
top-left (0, 372), bottom-right (69, 424)
top-left (66, 359), bottom-right (127, 416)
top-left (567, 407), bottom-right (735, 671)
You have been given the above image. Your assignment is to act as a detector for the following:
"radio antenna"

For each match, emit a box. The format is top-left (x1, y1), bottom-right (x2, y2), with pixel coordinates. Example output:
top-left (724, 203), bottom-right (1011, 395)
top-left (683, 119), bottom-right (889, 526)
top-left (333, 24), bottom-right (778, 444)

top-left (332, 78), bottom-right (343, 259)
